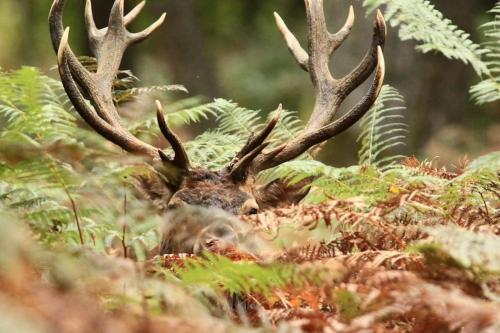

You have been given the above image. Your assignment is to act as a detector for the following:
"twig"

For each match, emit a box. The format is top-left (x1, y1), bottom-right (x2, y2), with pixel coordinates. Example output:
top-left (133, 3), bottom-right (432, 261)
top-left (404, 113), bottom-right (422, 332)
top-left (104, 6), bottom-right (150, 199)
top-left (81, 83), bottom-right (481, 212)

top-left (118, 152), bottom-right (129, 258)
top-left (122, 178), bottom-right (129, 259)
top-left (64, 188), bottom-right (84, 246)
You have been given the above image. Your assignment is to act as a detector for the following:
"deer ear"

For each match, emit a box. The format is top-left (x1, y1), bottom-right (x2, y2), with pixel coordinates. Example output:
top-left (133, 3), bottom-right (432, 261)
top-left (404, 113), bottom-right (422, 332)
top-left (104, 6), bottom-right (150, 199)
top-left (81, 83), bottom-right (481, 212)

top-left (133, 172), bottom-right (175, 211)
top-left (255, 178), bottom-right (312, 210)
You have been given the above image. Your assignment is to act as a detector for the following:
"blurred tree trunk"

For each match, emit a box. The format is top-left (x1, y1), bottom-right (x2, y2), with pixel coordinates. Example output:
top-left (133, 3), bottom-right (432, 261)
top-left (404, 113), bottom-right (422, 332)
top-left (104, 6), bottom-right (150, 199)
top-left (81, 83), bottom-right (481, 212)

top-left (401, 0), bottom-right (497, 151)
top-left (18, 0), bottom-right (36, 64)
top-left (152, 0), bottom-right (219, 98)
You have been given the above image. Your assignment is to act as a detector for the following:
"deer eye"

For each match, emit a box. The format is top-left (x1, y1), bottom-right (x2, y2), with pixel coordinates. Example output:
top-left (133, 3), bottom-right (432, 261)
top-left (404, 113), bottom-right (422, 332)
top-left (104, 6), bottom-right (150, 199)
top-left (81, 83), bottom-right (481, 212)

top-left (241, 199), bottom-right (259, 215)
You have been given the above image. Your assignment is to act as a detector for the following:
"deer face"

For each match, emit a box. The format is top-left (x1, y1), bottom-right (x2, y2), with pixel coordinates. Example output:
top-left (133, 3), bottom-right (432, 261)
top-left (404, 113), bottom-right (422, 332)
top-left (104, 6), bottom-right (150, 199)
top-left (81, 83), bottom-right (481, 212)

top-left (166, 168), bottom-right (259, 215)
top-left (50, 0), bottom-right (386, 216)
top-left (138, 166), bottom-right (311, 215)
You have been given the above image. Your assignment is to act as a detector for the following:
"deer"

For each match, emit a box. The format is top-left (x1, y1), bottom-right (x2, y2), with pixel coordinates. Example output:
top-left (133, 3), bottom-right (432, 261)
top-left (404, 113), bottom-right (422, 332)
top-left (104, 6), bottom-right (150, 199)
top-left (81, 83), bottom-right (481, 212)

top-left (49, 0), bottom-right (386, 253)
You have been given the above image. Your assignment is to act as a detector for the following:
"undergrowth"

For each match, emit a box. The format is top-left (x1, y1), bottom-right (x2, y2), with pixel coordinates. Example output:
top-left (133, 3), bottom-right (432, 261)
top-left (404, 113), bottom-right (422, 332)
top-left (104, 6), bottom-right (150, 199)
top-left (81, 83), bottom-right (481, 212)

top-left (0, 65), bottom-right (498, 333)
top-left (0, 2), bottom-right (499, 330)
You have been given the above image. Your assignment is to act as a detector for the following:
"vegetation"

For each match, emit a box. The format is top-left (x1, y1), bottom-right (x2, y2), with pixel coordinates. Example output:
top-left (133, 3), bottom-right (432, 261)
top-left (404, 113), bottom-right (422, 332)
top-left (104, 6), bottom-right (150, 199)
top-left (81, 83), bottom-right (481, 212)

top-left (470, 2), bottom-right (500, 105)
top-left (0, 1), bottom-right (499, 333)
top-left (363, 0), bottom-right (490, 75)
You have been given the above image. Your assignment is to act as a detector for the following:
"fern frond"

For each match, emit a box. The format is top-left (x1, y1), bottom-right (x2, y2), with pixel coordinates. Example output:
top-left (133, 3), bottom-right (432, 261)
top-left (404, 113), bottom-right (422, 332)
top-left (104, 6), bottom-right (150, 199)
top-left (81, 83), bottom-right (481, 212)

top-left (0, 157), bottom-right (82, 190)
top-left (260, 160), bottom-right (353, 185)
top-left (363, 0), bottom-right (489, 76)
top-left (216, 100), bottom-right (262, 138)
top-left (268, 109), bottom-right (305, 146)
top-left (184, 132), bottom-right (245, 169)
top-left (470, 2), bottom-right (500, 105)
top-left (414, 226), bottom-right (500, 279)
top-left (0, 67), bottom-right (77, 145)
top-left (174, 254), bottom-right (294, 295)
top-left (77, 56), bottom-right (188, 104)
top-left (173, 253), bottom-right (340, 296)
top-left (357, 85), bottom-right (407, 167)
top-left (463, 151), bottom-right (500, 174)
top-left (129, 97), bottom-right (231, 135)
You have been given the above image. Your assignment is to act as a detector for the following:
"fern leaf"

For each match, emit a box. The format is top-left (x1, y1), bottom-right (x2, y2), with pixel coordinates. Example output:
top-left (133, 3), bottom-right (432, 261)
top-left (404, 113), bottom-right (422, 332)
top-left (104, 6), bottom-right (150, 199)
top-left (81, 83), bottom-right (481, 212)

top-left (217, 100), bottom-right (262, 138)
top-left (129, 97), bottom-right (230, 135)
top-left (363, 0), bottom-right (489, 76)
top-left (184, 132), bottom-right (245, 169)
top-left (357, 85), bottom-right (407, 167)
top-left (470, 2), bottom-right (500, 105)
top-left (0, 67), bottom-right (77, 145)
top-left (414, 226), bottom-right (500, 279)
top-left (268, 109), bottom-right (305, 146)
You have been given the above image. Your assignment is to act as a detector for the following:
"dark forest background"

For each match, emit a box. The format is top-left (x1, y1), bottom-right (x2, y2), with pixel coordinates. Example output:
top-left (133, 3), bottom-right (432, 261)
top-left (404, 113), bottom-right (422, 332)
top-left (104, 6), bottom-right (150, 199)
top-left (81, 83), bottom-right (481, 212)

top-left (0, 0), bottom-right (498, 166)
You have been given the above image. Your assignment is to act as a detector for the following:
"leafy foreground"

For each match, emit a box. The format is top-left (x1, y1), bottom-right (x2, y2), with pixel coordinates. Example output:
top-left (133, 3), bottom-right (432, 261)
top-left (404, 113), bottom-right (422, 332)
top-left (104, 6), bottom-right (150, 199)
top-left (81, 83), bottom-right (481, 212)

top-left (0, 154), bottom-right (499, 333)
top-left (0, 67), bottom-right (499, 332)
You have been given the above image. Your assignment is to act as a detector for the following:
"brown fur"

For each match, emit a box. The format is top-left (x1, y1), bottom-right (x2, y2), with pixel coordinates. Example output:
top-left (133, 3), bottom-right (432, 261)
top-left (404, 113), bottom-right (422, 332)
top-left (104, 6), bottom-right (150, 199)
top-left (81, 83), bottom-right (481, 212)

top-left (159, 206), bottom-right (268, 256)
top-left (137, 167), bottom-right (309, 215)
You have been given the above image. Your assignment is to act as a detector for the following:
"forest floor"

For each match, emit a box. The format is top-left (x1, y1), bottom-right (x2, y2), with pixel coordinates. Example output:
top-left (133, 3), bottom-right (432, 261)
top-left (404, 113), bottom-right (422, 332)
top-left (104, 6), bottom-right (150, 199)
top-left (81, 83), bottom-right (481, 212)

top-left (0, 156), bottom-right (499, 333)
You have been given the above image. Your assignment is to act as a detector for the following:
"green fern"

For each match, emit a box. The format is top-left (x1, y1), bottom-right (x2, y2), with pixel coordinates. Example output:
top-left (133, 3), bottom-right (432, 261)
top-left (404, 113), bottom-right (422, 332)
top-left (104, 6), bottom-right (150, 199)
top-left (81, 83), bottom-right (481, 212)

top-left (0, 67), bottom-right (77, 145)
top-left (129, 97), bottom-right (231, 136)
top-left (260, 160), bottom-right (355, 185)
top-left (148, 98), bottom-right (308, 170)
top-left (216, 100), bottom-right (304, 147)
top-left (170, 253), bottom-right (340, 296)
top-left (357, 85), bottom-right (407, 167)
top-left (470, 2), bottom-right (500, 105)
top-left (174, 254), bottom-right (295, 295)
top-left (267, 109), bottom-right (305, 147)
top-left (216, 100), bottom-right (262, 138)
top-left (185, 132), bottom-right (245, 169)
top-left (413, 226), bottom-right (500, 280)
top-left (363, 0), bottom-right (489, 76)
top-left (78, 56), bottom-right (188, 104)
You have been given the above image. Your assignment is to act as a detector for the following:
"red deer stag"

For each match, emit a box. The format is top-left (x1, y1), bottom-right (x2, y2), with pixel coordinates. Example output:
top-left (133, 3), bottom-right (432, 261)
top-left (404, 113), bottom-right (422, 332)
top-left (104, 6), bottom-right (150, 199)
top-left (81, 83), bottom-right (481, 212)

top-left (49, 0), bottom-right (386, 216)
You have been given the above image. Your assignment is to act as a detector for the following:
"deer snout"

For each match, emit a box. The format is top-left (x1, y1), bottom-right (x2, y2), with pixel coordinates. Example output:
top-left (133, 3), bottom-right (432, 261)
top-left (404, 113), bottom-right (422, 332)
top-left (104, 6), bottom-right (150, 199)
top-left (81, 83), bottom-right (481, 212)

top-left (194, 222), bottom-right (240, 255)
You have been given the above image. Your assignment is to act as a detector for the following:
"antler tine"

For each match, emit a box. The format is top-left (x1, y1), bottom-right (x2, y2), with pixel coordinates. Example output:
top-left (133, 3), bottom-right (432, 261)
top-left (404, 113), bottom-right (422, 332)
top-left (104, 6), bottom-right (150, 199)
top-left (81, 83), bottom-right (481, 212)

top-left (49, 0), bottom-right (66, 52)
top-left (330, 6), bottom-right (355, 53)
top-left (84, 0), bottom-right (100, 46)
top-left (230, 143), bottom-right (270, 182)
top-left (50, 0), bottom-right (94, 90)
top-left (124, 1), bottom-right (146, 26)
top-left (274, 13), bottom-right (309, 72)
top-left (337, 10), bottom-right (386, 101)
top-left (84, 0), bottom-right (165, 89)
top-left (274, 1), bottom-right (386, 132)
top-left (57, 28), bottom-right (158, 158)
top-left (317, 46), bottom-right (385, 138)
top-left (55, 26), bottom-right (117, 125)
top-left (235, 104), bottom-right (283, 160)
top-left (85, 0), bottom-right (150, 49)
top-left (244, 1), bottom-right (387, 175)
top-left (304, 0), bottom-right (334, 87)
top-left (129, 13), bottom-right (166, 44)
top-left (251, 47), bottom-right (385, 174)
top-left (108, 0), bottom-right (125, 29)
top-left (50, 0), bottom-right (190, 177)
top-left (225, 104), bottom-right (282, 181)
top-left (156, 101), bottom-right (191, 170)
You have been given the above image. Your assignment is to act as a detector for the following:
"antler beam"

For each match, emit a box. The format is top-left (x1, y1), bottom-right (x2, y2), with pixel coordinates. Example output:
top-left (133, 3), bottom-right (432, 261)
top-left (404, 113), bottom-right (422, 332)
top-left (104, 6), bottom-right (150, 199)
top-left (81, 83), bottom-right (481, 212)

top-left (248, 0), bottom-right (387, 174)
top-left (156, 101), bottom-right (190, 170)
top-left (49, 0), bottom-right (190, 176)
top-left (228, 105), bottom-right (282, 181)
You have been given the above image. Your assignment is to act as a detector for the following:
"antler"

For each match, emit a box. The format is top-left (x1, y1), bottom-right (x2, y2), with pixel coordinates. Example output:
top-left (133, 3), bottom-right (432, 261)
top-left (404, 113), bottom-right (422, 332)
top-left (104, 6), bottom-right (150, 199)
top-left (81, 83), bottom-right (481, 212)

top-left (242, 0), bottom-right (386, 175)
top-left (49, 0), bottom-right (190, 175)
top-left (227, 104), bottom-right (282, 181)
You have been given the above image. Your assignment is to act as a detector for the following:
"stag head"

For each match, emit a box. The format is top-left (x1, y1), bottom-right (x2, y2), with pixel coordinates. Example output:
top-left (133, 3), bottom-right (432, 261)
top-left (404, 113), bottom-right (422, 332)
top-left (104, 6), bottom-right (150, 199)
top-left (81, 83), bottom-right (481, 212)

top-left (49, 0), bottom-right (386, 216)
